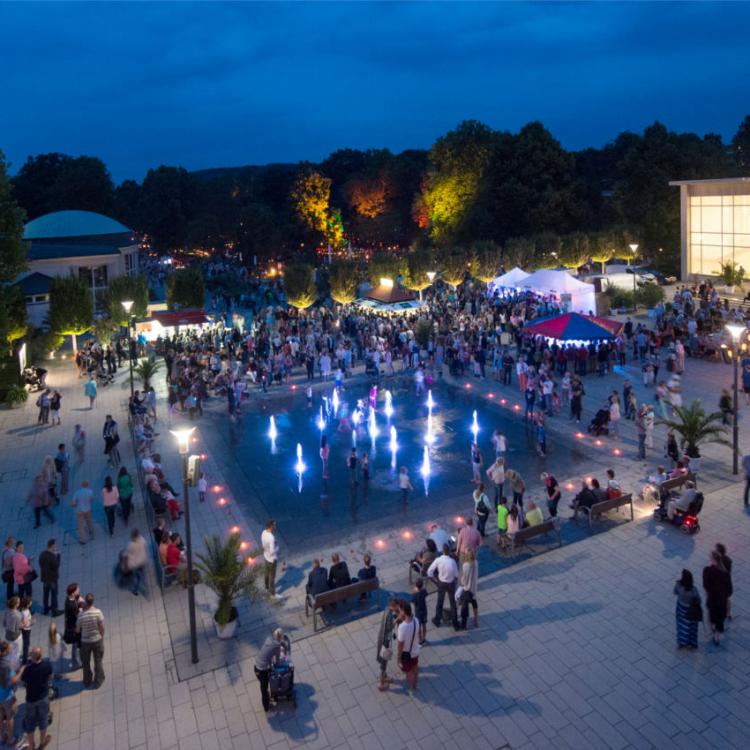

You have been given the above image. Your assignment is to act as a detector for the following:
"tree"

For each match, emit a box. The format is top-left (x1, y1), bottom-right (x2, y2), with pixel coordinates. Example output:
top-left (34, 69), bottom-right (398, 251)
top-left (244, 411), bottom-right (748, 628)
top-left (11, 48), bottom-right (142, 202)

top-left (0, 151), bottom-right (27, 284)
top-left (438, 247), bottom-right (468, 288)
top-left (590, 232), bottom-right (617, 273)
top-left (402, 246), bottom-right (436, 293)
top-left (140, 166), bottom-right (196, 250)
top-left (166, 267), bottom-right (204, 310)
top-left (732, 115), bottom-right (750, 173)
top-left (284, 263), bottom-right (317, 309)
top-left (559, 232), bottom-right (590, 269)
top-left (47, 276), bottom-right (93, 353)
top-left (328, 260), bottom-right (360, 305)
top-left (503, 236), bottom-right (536, 269)
top-left (0, 286), bottom-right (27, 354)
top-left (367, 251), bottom-right (403, 288)
top-left (104, 275), bottom-right (149, 324)
top-left (324, 207), bottom-right (345, 249)
top-left (469, 240), bottom-right (503, 282)
top-left (291, 168), bottom-right (331, 238)
top-left (658, 400), bottom-right (731, 459)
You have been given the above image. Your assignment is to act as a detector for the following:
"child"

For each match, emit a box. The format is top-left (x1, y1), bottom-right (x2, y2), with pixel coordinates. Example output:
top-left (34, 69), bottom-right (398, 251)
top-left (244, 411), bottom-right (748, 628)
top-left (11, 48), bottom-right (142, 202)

top-left (536, 414), bottom-right (547, 457)
top-left (197, 472), bottom-right (207, 503)
top-left (48, 622), bottom-right (66, 679)
top-left (551, 387), bottom-right (561, 415)
top-left (496, 496), bottom-right (509, 548)
top-left (20, 596), bottom-right (33, 665)
top-left (412, 579), bottom-right (428, 645)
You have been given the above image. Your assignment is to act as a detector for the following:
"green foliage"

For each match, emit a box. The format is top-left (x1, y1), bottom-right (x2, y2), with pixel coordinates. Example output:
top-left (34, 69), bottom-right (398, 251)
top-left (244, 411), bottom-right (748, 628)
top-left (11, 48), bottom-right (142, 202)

top-left (657, 400), bottom-right (731, 458)
top-left (559, 232), bottom-right (590, 269)
top-left (92, 317), bottom-right (120, 346)
top-left (26, 328), bottom-right (64, 363)
top-left (367, 251), bottom-right (403, 288)
top-left (469, 241), bottom-right (503, 282)
top-left (133, 359), bottom-right (160, 390)
top-left (437, 247), bottom-right (468, 287)
top-left (635, 283), bottom-right (666, 308)
top-left (732, 115), bottom-right (750, 173)
top-left (5, 384), bottom-right (28, 407)
top-left (0, 151), bottom-right (27, 284)
top-left (402, 246), bottom-right (436, 291)
top-left (48, 276), bottom-right (93, 336)
top-left (604, 285), bottom-right (635, 310)
top-left (503, 236), bottom-right (536, 269)
top-left (719, 261), bottom-right (745, 287)
top-left (104, 275), bottom-right (149, 324)
top-left (328, 260), bottom-right (360, 305)
top-left (0, 286), bottom-right (28, 349)
top-left (284, 263), bottom-right (317, 309)
top-left (195, 533), bottom-right (262, 627)
top-left (414, 318), bottom-right (433, 348)
top-left (166, 267), bottom-right (204, 310)
top-left (139, 166), bottom-right (196, 250)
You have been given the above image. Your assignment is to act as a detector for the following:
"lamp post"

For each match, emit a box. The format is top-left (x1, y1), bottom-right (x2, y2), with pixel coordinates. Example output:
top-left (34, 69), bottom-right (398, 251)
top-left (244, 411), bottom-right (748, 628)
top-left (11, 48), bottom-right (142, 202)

top-left (171, 427), bottom-right (199, 663)
top-left (628, 243), bottom-right (639, 312)
top-left (121, 300), bottom-right (134, 398)
top-left (726, 324), bottom-right (745, 475)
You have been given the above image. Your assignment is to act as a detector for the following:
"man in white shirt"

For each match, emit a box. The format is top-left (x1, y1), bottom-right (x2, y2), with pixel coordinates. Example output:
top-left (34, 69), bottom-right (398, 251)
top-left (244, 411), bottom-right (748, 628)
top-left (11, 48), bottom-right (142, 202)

top-left (427, 546), bottom-right (460, 630)
top-left (261, 519), bottom-right (280, 598)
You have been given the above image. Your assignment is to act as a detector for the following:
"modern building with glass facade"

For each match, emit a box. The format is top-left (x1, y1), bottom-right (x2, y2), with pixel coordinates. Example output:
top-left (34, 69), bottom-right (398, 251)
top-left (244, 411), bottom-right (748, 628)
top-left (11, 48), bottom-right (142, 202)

top-left (671, 177), bottom-right (750, 281)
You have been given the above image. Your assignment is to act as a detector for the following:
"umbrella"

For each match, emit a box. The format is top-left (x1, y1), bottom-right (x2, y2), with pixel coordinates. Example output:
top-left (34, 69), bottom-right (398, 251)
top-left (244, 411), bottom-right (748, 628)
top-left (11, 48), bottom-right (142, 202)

top-left (523, 312), bottom-right (623, 341)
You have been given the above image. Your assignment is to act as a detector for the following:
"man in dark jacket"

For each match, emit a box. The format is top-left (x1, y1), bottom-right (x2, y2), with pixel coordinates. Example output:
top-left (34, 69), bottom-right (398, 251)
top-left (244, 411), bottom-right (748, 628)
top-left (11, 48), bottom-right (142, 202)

top-left (39, 539), bottom-right (62, 616)
top-left (327, 553), bottom-right (351, 589)
top-left (305, 559), bottom-right (329, 604)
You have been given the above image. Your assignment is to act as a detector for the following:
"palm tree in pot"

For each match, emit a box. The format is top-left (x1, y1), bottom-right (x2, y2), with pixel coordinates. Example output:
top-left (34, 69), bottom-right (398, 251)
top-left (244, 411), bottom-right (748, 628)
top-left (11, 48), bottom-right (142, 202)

top-left (196, 532), bottom-right (262, 639)
top-left (133, 359), bottom-right (161, 391)
top-left (658, 400), bottom-right (731, 472)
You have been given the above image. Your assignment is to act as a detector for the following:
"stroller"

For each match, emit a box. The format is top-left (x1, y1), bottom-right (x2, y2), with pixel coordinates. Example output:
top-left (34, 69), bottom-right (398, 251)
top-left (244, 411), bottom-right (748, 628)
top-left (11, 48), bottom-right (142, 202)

top-left (587, 408), bottom-right (610, 436)
top-left (269, 635), bottom-right (296, 708)
top-left (22, 366), bottom-right (47, 392)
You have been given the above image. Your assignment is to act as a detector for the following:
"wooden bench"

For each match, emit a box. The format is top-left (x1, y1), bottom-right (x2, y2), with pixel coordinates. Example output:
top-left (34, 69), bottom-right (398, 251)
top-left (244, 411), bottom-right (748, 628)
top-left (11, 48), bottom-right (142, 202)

top-left (659, 473), bottom-right (696, 494)
top-left (580, 493), bottom-right (633, 528)
top-left (507, 520), bottom-right (561, 555)
top-left (305, 578), bottom-right (380, 631)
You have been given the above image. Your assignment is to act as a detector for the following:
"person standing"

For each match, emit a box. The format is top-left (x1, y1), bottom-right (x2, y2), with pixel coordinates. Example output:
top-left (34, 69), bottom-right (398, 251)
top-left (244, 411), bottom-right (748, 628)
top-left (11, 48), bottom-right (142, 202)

top-left (117, 467), bottom-right (134, 526)
top-left (319, 436), bottom-right (330, 480)
top-left (2, 537), bottom-right (15, 602)
top-left (570, 377), bottom-right (584, 423)
top-left (458, 548), bottom-right (479, 630)
top-left (486, 457), bottom-right (505, 511)
top-left (715, 543), bottom-right (734, 621)
top-left (2, 598), bottom-right (23, 671)
top-left (18, 647), bottom-right (53, 750)
top-left (19, 598), bottom-right (32, 666)
top-left (470, 443), bottom-right (483, 485)
top-left (398, 467), bottom-right (412, 507)
top-left (72, 424), bottom-right (86, 464)
top-left (12, 543), bottom-right (33, 601)
top-left (63, 584), bottom-right (82, 669)
top-left (0, 640), bottom-right (21, 745)
top-left (39, 540), bottom-right (61, 617)
top-left (456, 517), bottom-right (481, 563)
top-left (609, 393), bottom-right (621, 438)
top-left (84, 376), bottom-right (97, 409)
top-left (396, 602), bottom-right (420, 695)
top-left (102, 415), bottom-right (120, 468)
top-left (261, 520), bottom-right (280, 600)
top-left (27, 475), bottom-right (54, 529)
top-left (427, 545), bottom-right (460, 631)
top-left (36, 389), bottom-right (50, 426)
top-left (126, 529), bottom-right (148, 597)
top-left (375, 598), bottom-right (399, 691)
top-left (49, 390), bottom-right (62, 426)
top-left (76, 593), bottom-right (105, 688)
top-left (101, 476), bottom-right (119, 537)
top-left (743, 451), bottom-right (750, 507)
top-left (253, 629), bottom-right (286, 714)
top-left (674, 569), bottom-right (701, 650)
top-left (54, 443), bottom-right (70, 497)
top-left (703, 551), bottom-right (731, 646)
top-left (71, 481), bottom-right (94, 545)
top-left (347, 449), bottom-right (358, 487)
top-left (472, 485), bottom-right (491, 537)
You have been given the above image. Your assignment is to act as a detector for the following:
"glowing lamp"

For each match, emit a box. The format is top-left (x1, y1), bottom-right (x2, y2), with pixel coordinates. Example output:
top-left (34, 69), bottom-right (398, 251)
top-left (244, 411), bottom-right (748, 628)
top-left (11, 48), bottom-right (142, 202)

top-left (487, 393), bottom-right (494, 399)
top-left (291, 384), bottom-right (297, 391)
top-left (171, 427), bottom-right (196, 456)
top-left (500, 399), bottom-right (507, 405)
top-left (595, 439), bottom-right (603, 446)
top-left (575, 432), bottom-right (585, 439)
top-left (565, 482), bottom-right (574, 490)
top-left (121, 300), bottom-right (134, 314)
top-left (230, 525), bottom-right (240, 534)
top-left (513, 404), bottom-right (521, 411)
top-left (380, 277), bottom-right (394, 288)
top-left (726, 324), bottom-right (745, 343)
top-left (454, 516), bottom-right (465, 526)
top-left (246, 557), bottom-right (255, 566)
top-left (239, 541), bottom-right (249, 551)
top-left (212, 485), bottom-right (222, 493)
top-left (375, 539), bottom-right (386, 549)
top-left (217, 498), bottom-right (227, 506)
top-left (401, 530), bottom-right (413, 540)
top-left (613, 448), bottom-right (622, 456)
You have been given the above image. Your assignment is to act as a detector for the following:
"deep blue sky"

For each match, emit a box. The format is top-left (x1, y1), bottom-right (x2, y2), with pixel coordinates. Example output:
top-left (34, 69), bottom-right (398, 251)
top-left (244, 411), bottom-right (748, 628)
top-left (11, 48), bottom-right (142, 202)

top-left (2, 1), bottom-right (748, 183)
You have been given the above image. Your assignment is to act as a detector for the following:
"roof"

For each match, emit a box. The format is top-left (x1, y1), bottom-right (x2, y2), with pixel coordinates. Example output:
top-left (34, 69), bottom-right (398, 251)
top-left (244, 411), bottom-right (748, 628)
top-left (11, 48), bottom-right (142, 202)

top-left (489, 267), bottom-right (529, 288)
top-left (524, 313), bottom-right (623, 341)
top-left (521, 269), bottom-right (594, 292)
top-left (24, 210), bottom-right (132, 240)
top-left (669, 177), bottom-right (750, 186)
top-left (12, 272), bottom-right (54, 295)
top-left (27, 242), bottom-right (122, 261)
top-left (363, 284), bottom-right (416, 304)
top-left (151, 309), bottom-right (208, 327)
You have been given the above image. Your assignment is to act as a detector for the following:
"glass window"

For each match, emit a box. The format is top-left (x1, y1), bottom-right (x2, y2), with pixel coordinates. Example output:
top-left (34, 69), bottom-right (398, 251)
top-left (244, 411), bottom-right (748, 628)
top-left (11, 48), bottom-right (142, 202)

top-left (735, 207), bottom-right (750, 235)
top-left (734, 247), bottom-right (750, 271)
top-left (700, 245), bottom-right (723, 275)
top-left (734, 194), bottom-right (750, 205)
top-left (690, 206), bottom-right (702, 229)
top-left (734, 234), bottom-right (750, 248)
top-left (702, 207), bottom-right (722, 233)
top-left (78, 267), bottom-right (93, 286)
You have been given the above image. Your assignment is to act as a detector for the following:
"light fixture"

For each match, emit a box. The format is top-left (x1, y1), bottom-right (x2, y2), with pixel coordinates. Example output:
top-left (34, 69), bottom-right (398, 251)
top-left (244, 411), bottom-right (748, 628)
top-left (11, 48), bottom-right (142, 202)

top-left (121, 299), bottom-right (134, 314)
top-left (171, 427), bottom-right (196, 455)
top-left (426, 271), bottom-right (436, 282)
top-left (380, 277), bottom-right (394, 288)
top-left (726, 324), bottom-right (745, 342)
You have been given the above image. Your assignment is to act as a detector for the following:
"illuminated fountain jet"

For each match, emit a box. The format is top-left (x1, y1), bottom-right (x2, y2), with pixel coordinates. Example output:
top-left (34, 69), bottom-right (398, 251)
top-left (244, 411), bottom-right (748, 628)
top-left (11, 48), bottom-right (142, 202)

top-left (332, 389), bottom-right (340, 416)
top-left (268, 415), bottom-right (278, 441)
top-left (384, 390), bottom-right (394, 419)
top-left (420, 446), bottom-right (431, 495)
top-left (424, 413), bottom-right (436, 445)
top-left (426, 389), bottom-right (435, 411)
top-left (389, 425), bottom-right (398, 468)
top-left (294, 442), bottom-right (306, 492)
top-left (470, 409), bottom-right (479, 442)
top-left (316, 405), bottom-right (326, 431)
top-left (368, 408), bottom-right (379, 442)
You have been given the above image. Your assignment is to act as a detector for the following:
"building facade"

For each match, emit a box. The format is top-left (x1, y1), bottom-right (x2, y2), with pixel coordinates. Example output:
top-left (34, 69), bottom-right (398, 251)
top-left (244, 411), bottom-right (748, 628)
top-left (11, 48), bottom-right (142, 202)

top-left (671, 177), bottom-right (750, 281)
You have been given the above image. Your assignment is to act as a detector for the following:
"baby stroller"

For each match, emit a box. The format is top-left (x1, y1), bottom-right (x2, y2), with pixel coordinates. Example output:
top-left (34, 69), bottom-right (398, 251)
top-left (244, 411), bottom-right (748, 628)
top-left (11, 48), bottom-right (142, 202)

top-left (269, 635), bottom-right (296, 708)
top-left (587, 408), bottom-right (610, 436)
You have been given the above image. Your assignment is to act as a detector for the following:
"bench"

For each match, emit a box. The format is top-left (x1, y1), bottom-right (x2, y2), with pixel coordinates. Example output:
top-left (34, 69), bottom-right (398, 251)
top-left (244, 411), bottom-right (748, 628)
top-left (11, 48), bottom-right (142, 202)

top-left (507, 520), bottom-right (561, 556)
top-left (580, 493), bottom-right (633, 528)
top-left (659, 473), bottom-right (696, 495)
top-left (305, 578), bottom-right (380, 631)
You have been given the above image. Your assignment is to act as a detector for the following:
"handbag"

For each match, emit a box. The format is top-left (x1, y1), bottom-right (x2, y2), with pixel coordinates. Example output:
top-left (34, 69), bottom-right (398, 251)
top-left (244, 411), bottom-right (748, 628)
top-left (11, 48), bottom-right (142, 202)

top-left (379, 645), bottom-right (392, 661)
top-left (399, 621), bottom-right (417, 665)
top-left (1, 570), bottom-right (12, 584)
top-left (23, 569), bottom-right (38, 584)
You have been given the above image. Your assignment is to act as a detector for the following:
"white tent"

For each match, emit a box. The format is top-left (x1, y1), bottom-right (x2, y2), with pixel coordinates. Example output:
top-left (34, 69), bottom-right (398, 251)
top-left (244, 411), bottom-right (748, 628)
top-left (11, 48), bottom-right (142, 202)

top-left (488, 267), bottom-right (529, 291)
top-left (521, 269), bottom-right (597, 314)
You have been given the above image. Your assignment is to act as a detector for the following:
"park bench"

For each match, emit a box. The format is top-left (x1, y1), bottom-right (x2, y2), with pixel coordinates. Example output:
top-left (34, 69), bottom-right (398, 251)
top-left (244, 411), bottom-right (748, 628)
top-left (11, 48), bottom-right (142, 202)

top-left (507, 520), bottom-right (561, 556)
top-left (577, 493), bottom-right (633, 528)
top-left (659, 473), bottom-right (696, 494)
top-left (305, 578), bottom-right (380, 631)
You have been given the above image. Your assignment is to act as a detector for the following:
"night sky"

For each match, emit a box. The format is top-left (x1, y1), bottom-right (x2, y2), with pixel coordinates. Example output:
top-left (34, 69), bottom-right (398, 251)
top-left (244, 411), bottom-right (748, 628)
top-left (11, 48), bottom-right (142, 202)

top-left (2, 1), bottom-right (749, 182)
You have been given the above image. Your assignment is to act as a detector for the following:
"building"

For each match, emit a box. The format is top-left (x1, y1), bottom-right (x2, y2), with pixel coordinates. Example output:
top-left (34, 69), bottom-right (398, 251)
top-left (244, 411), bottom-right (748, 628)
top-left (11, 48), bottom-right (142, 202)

top-left (671, 177), bottom-right (750, 281)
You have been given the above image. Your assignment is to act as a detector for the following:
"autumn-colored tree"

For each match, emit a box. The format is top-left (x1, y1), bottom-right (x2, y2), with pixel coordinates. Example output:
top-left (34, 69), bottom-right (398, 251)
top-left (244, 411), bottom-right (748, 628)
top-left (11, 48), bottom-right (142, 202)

top-left (284, 263), bottom-right (318, 309)
top-left (291, 169), bottom-right (331, 235)
top-left (329, 260), bottom-right (360, 305)
top-left (590, 233), bottom-right (617, 273)
top-left (559, 232), bottom-right (590, 269)
top-left (347, 175), bottom-right (388, 218)
top-left (325, 208), bottom-right (345, 249)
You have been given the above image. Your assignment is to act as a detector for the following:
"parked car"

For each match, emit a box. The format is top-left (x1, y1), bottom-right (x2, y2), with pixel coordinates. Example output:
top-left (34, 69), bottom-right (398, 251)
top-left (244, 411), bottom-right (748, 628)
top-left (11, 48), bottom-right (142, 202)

top-left (638, 268), bottom-right (677, 285)
top-left (605, 264), bottom-right (657, 284)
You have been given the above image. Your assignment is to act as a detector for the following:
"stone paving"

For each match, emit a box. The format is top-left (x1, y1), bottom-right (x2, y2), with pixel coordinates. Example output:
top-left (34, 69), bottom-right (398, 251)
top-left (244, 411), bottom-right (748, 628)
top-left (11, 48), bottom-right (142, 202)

top-left (2, 334), bottom-right (750, 750)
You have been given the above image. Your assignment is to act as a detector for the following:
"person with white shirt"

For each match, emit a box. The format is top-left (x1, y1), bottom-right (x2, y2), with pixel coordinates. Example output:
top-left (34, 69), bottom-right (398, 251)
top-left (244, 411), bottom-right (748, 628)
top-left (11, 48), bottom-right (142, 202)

top-left (396, 601), bottom-right (421, 695)
top-left (427, 546), bottom-right (459, 630)
top-left (261, 520), bottom-right (281, 599)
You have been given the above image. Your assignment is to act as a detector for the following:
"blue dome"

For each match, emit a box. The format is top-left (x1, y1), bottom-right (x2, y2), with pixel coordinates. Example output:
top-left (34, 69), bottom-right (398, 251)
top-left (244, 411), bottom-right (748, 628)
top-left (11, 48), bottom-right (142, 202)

top-left (24, 210), bottom-right (132, 240)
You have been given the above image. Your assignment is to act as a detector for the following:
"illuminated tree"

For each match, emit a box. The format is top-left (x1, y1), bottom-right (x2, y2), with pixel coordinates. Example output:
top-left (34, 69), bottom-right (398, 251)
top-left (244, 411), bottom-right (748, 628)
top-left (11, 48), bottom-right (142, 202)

top-left (48, 276), bottom-right (93, 354)
top-left (402, 247), bottom-right (436, 294)
top-left (368, 251), bottom-right (403, 288)
top-left (105, 275), bottom-right (149, 324)
top-left (469, 240), bottom-right (503, 282)
top-left (291, 169), bottom-right (331, 236)
top-left (329, 260), bottom-right (360, 305)
top-left (438, 247), bottom-right (468, 288)
top-left (559, 232), bottom-right (590, 269)
top-left (284, 263), bottom-right (317, 310)
top-left (590, 233), bottom-right (616, 273)
top-left (347, 175), bottom-right (388, 218)
top-left (325, 208), bottom-right (345, 249)
top-left (503, 237), bottom-right (536, 270)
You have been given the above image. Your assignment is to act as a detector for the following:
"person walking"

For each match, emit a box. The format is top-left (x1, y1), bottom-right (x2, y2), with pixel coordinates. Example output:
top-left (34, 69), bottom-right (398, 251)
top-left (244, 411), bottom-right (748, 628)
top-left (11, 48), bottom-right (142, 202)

top-left (18, 647), bottom-right (53, 750)
top-left (472, 484), bottom-right (491, 537)
top-left (253, 628), bottom-right (287, 714)
top-left (126, 529), bottom-right (148, 596)
top-left (396, 602), bottom-right (420, 695)
top-left (102, 415), bottom-right (120, 468)
top-left (458, 548), bottom-right (479, 630)
top-left (3, 598), bottom-right (23, 671)
top-left (84, 376), bottom-right (97, 409)
top-left (319, 435), bottom-right (329, 480)
top-left (398, 467), bottom-right (413, 507)
top-left (715, 543), bottom-right (734, 621)
top-left (12, 543), bottom-right (33, 601)
top-left (609, 392), bottom-right (621, 438)
top-left (0, 639), bottom-right (21, 745)
top-left (40, 457), bottom-right (57, 507)
top-left (673, 569), bottom-right (701, 650)
top-left (54, 443), bottom-right (70, 497)
top-left (116, 466), bottom-right (134, 526)
top-left (38, 540), bottom-right (61, 617)
top-left (470, 443), bottom-right (483, 485)
top-left (635, 407), bottom-right (647, 460)
top-left (63, 584), bottom-right (82, 669)
top-left (101, 476), bottom-right (119, 537)
top-left (27, 475), bottom-right (54, 529)
top-left (570, 377), bottom-right (585, 423)
top-left (71, 481), bottom-right (94, 545)
top-left (427, 546), bottom-right (460, 631)
top-left (702, 551), bottom-right (731, 646)
top-left (76, 593), bottom-right (105, 688)
top-left (261, 520), bottom-right (280, 600)
top-left (375, 598), bottom-right (399, 691)
top-left (19, 598), bottom-right (32, 666)
top-left (72, 424), bottom-right (86, 464)
top-left (2, 537), bottom-right (15, 603)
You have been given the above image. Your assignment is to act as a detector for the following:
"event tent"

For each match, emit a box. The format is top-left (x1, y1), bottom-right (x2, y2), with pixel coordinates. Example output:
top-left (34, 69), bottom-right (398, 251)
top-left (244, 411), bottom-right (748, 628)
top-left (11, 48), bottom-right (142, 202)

top-left (488, 267), bottom-right (529, 291)
top-left (523, 313), bottom-right (623, 342)
top-left (521, 269), bottom-right (597, 314)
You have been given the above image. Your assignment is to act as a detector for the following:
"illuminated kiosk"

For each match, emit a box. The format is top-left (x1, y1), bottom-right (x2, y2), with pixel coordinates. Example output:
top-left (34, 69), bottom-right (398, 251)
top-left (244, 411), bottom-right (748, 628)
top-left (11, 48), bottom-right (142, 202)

top-left (353, 277), bottom-right (422, 314)
top-left (670, 177), bottom-right (750, 282)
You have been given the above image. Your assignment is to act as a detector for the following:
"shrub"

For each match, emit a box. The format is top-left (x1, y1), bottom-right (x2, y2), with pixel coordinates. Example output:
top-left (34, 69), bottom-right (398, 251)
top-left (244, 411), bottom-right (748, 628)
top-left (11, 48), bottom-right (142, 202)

top-left (635, 283), bottom-right (666, 308)
top-left (5, 384), bottom-right (28, 407)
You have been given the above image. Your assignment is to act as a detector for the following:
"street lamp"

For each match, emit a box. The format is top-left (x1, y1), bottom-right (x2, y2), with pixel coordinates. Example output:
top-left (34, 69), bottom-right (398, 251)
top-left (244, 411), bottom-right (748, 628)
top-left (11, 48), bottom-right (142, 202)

top-left (628, 244), bottom-right (639, 312)
top-left (726, 324), bottom-right (745, 475)
top-left (426, 271), bottom-right (436, 283)
top-left (171, 427), bottom-right (199, 663)
top-left (121, 300), bottom-right (135, 398)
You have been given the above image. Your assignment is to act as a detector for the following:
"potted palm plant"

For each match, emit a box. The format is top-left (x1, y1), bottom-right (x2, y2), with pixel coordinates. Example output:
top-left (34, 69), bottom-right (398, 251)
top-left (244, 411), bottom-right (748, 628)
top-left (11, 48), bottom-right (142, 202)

top-left (658, 400), bottom-right (732, 473)
top-left (195, 533), bottom-right (262, 639)
top-left (133, 359), bottom-right (161, 390)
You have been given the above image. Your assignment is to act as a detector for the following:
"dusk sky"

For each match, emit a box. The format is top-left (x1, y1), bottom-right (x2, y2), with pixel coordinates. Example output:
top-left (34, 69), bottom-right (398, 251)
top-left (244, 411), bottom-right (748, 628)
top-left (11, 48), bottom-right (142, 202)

top-left (2, 1), bottom-right (749, 183)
